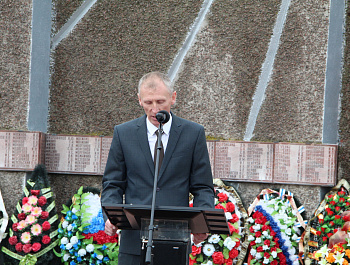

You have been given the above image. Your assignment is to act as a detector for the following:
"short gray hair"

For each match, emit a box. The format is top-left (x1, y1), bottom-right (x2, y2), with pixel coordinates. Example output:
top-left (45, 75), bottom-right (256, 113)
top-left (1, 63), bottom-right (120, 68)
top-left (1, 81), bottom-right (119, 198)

top-left (138, 72), bottom-right (173, 94)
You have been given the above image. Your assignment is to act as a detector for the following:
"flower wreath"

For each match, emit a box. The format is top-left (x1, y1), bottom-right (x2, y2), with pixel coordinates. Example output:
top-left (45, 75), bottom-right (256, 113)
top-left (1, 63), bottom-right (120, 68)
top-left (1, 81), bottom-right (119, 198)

top-left (1, 164), bottom-right (60, 265)
top-left (304, 179), bottom-right (350, 265)
top-left (246, 188), bottom-right (306, 265)
top-left (55, 186), bottom-right (119, 265)
top-left (189, 179), bottom-right (248, 265)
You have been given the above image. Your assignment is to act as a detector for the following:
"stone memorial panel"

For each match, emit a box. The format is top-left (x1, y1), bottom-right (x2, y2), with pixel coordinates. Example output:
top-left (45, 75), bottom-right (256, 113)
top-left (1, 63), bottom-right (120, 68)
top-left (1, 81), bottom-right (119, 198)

top-left (100, 137), bottom-right (113, 175)
top-left (0, 131), bottom-right (44, 170)
top-left (214, 141), bottom-right (274, 182)
top-left (274, 143), bottom-right (337, 186)
top-left (45, 135), bottom-right (101, 174)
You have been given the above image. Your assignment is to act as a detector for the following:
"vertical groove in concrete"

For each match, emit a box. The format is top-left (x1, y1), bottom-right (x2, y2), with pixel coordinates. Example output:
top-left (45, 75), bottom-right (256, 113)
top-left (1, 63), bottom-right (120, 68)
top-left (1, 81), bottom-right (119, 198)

top-left (322, 0), bottom-right (346, 144)
top-left (51, 0), bottom-right (98, 49)
top-left (243, 0), bottom-right (291, 141)
top-left (167, 0), bottom-right (214, 82)
top-left (27, 0), bottom-right (52, 133)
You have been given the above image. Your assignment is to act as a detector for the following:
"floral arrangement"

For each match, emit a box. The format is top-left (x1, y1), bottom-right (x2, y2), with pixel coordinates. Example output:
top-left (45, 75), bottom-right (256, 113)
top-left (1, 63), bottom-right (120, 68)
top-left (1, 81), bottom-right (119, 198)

top-left (1, 164), bottom-right (60, 265)
top-left (246, 188), bottom-right (306, 265)
top-left (55, 186), bottom-right (119, 265)
top-left (189, 179), bottom-right (248, 265)
top-left (305, 179), bottom-right (350, 264)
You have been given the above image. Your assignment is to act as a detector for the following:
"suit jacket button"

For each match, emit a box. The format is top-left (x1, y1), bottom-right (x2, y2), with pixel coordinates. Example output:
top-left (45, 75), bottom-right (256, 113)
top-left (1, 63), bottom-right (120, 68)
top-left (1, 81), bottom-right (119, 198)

top-left (156, 187), bottom-right (160, 192)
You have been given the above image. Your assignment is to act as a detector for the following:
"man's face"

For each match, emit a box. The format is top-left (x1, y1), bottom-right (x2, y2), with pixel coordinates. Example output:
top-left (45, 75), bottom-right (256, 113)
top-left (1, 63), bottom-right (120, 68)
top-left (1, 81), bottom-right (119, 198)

top-left (138, 77), bottom-right (176, 127)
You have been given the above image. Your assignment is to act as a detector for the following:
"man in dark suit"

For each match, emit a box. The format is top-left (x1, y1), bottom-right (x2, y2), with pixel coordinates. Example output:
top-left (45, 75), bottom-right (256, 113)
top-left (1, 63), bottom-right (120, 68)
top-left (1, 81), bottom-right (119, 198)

top-left (101, 72), bottom-right (214, 264)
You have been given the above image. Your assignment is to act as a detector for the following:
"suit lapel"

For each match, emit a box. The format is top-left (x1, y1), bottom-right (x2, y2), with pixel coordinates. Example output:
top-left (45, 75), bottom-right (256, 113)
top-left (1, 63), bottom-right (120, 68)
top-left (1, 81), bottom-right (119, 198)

top-left (137, 115), bottom-right (155, 175)
top-left (159, 114), bottom-right (182, 179)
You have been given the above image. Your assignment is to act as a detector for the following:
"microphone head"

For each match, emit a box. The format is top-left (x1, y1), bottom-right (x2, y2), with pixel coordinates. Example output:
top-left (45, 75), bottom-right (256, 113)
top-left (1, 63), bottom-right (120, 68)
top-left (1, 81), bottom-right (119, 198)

top-left (156, 110), bottom-right (170, 124)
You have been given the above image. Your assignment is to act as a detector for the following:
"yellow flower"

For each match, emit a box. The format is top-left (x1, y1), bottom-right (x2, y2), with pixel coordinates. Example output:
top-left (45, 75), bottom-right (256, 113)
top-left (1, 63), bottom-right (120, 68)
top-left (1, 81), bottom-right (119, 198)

top-left (326, 253), bottom-right (336, 263)
top-left (343, 259), bottom-right (349, 265)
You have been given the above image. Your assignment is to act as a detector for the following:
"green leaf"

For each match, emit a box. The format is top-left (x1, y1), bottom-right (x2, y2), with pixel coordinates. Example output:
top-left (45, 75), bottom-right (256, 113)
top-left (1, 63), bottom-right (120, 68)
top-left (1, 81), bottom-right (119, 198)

top-left (218, 240), bottom-right (224, 247)
top-left (77, 186), bottom-right (84, 195)
top-left (223, 248), bottom-right (229, 259)
top-left (196, 254), bottom-right (203, 263)
top-left (53, 248), bottom-right (62, 257)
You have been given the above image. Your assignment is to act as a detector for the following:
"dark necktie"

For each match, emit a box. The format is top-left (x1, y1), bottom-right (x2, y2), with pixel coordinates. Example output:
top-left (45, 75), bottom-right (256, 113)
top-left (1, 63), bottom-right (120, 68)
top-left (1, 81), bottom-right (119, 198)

top-left (154, 130), bottom-right (164, 172)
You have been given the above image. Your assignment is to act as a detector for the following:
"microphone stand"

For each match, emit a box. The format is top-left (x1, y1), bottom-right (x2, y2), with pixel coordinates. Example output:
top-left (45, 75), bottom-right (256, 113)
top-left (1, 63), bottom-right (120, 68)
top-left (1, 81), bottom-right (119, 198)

top-left (145, 122), bottom-right (164, 265)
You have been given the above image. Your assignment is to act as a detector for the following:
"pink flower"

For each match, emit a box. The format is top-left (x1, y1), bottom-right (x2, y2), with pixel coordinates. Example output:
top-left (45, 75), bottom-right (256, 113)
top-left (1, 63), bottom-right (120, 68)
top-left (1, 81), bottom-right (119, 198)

top-left (25, 215), bottom-right (37, 225)
top-left (17, 220), bottom-right (27, 231)
top-left (21, 232), bottom-right (31, 244)
top-left (31, 207), bottom-right (42, 217)
top-left (31, 224), bottom-right (42, 236)
top-left (28, 195), bottom-right (38, 205)
top-left (22, 203), bottom-right (32, 214)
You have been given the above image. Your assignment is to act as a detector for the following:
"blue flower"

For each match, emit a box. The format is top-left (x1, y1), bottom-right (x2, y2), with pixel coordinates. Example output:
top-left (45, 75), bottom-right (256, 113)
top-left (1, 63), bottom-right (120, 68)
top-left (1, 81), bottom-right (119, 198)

top-left (70, 261), bottom-right (76, 265)
top-left (103, 257), bottom-right (110, 262)
top-left (72, 214), bottom-right (78, 220)
top-left (101, 245), bottom-right (107, 250)
top-left (77, 257), bottom-right (82, 262)
top-left (58, 228), bottom-right (64, 234)
top-left (92, 253), bottom-right (97, 258)
top-left (60, 244), bottom-right (66, 250)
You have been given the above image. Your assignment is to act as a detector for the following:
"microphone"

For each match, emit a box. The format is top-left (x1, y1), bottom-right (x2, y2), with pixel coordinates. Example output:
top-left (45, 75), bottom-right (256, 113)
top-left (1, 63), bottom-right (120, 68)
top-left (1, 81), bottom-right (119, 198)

top-left (156, 110), bottom-right (170, 124)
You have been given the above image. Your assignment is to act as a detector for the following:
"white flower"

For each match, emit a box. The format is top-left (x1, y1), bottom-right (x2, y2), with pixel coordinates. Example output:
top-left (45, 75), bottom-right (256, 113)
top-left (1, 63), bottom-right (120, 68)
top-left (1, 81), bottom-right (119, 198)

top-left (225, 212), bottom-right (233, 221)
top-left (203, 243), bottom-right (215, 257)
top-left (78, 249), bottom-right (86, 257)
top-left (63, 254), bottom-right (70, 262)
top-left (62, 221), bottom-right (69, 229)
top-left (72, 207), bottom-right (78, 213)
top-left (208, 234), bottom-right (221, 244)
top-left (255, 237), bottom-right (262, 244)
top-left (253, 224), bottom-right (261, 231)
top-left (271, 251), bottom-right (277, 258)
top-left (317, 245), bottom-right (329, 258)
top-left (262, 231), bottom-right (269, 237)
top-left (255, 253), bottom-right (263, 260)
top-left (319, 259), bottom-right (328, 265)
top-left (263, 257), bottom-right (270, 264)
top-left (66, 243), bottom-right (73, 250)
top-left (86, 244), bottom-right (95, 252)
top-left (334, 252), bottom-right (344, 264)
top-left (248, 235), bottom-right (255, 241)
top-left (223, 237), bottom-right (236, 250)
top-left (61, 237), bottom-right (69, 245)
top-left (97, 255), bottom-right (104, 260)
top-left (285, 228), bottom-right (292, 235)
top-left (263, 244), bottom-right (269, 250)
top-left (203, 261), bottom-right (213, 265)
top-left (67, 224), bottom-right (73, 231)
top-left (248, 217), bottom-right (255, 223)
top-left (292, 234), bottom-right (298, 241)
top-left (70, 236), bottom-right (78, 244)
top-left (250, 248), bottom-right (257, 256)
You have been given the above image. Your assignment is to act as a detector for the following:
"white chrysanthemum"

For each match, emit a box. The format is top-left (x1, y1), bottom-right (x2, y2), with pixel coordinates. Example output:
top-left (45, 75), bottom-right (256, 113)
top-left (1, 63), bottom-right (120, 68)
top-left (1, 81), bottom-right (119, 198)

top-left (263, 244), bottom-right (269, 250)
top-left (255, 253), bottom-right (263, 260)
top-left (271, 251), bottom-right (277, 258)
top-left (253, 224), bottom-right (260, 231)
top-left (248, 217), bottom-right (255, 223)
top-left (63, 254), bottom-right (70, 262)
top-left (262, 231), bottom-right (269, 237)
top-left (66, 243), bottom-right (73, 250)
top-left (62, 221), bottom-right (69, 229)
top-left (263, 257), bottom-right (270, 264)
top-left (208, 234), bottom-right (221, 244)
top-left (78, 249), bottom-right (87, 257)
top-left (203, 243), bottom-right (215, 257)
top-left (86, 244), bottom-right (95, 252)
top-left (61, 237), bottom-right (69, 245)
top-left (250, 248), bottom-right (257, 256)
top-left (255, 237), bottom-right (262, 244)
top-left (70, 236), bottom-right (78, 244)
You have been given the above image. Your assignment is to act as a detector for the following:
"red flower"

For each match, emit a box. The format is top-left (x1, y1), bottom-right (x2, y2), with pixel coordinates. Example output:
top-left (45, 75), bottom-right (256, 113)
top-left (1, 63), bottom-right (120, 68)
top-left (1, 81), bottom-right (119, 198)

top-left (192, 245), bottom-right (201, 256)
top-left (321, 227), bottom-right (326, 232)
top-left (38, 196), bottom-right (47, 206)
top-left (9, 236), bottom-right (18, 245)
top-left (262, 225), bottom-right (269, 231)
top-left (42, 221), bottom-right (51, 231)
top-left (218, 193), bottom-right (228, 203)
top-left (327, 232), bottom-right (333, 238)
top-left (15, 243), bottom-right (23, 252)
top-left (250, 241), bottom-right (256, 246)
top-left (189, 257), bottom-right (196, 265)
top-left (264, 252), bottom-right (270, 259)
top-left (226, 202), bottom-right (235, 213)
top-left (32, 242), bottom-right (41, 252)
top-left (224, 258), bottom-right (233, 265)
top-left (330, 201), bottom-right (336, 206)
top-left (335, 206), bottom-right (341, 212)
top-left (42, 235), bottom-right (51, 244)
top-left (22, 197), bottom-right (29, 205)
top-left (18, 213), bottom-right (26, 220)
top-left (264, 239), bottom-right (271, 247)
top-left (41, 211), bottom-right (49, 219)
top-left (235, 240), bottom-right (240, 248)
top-left (339, 198), bottom-right (345, 203)
top-left (229, 249), bottom-right (239, 259)
top-left (335, 215), bottom-right (341, 220)
top-left (322, 236), bottom-right (328, 242)
top-left (338, 191), bottom-right (346, 196)
top-left (329, 221), bottom-right (335, 227)
top-left (316, 230), bottom-right (321, 236)
top-left (271, 260), bottom-right (279, 265)
top-left (31, 190), bottom-right (40, 196)
top-left (212, 252), bottom-right (225, 264)
top-left (12, 223), bottom-right (18, 232)
top-left (253, 211), bottom-right (263, 219)
top-left (230, 214), bottom-right (239, 224)
top-left (255, 231), bottom-right (262, 237)
top-left (256, 246), bottom-right (264, 252)
top-left (270, 229), bottom-right (276, 237)
top-left (346, 202), bottom-right (350, 207)
top-left (228, 222), bottom-right (238, 235)
top-left (23, 244), bottom-right (32, 253)
top-left (319, 219), bottom-right (324, 224)
top-left (249, 226), bottom-right (255, 233)
top-left (255, 217), bottom-right (265, 224)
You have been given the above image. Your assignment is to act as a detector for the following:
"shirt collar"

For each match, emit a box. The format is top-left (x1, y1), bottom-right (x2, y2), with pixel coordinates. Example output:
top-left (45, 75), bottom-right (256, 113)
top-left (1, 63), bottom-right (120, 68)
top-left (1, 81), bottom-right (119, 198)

top-left (146, 113), bottom-right (172, 135)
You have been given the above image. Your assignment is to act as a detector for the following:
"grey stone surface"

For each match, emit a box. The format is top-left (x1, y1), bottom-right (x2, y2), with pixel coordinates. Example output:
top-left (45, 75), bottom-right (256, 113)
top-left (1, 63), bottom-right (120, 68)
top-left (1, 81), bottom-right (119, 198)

top-left (0, 172), bottom-right (26, 217)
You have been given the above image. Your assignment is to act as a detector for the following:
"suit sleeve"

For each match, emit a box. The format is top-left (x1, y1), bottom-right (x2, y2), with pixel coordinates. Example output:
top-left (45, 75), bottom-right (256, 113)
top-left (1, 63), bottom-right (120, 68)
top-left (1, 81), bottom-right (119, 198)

top-left (190, 126), bottom-right (215, 209)
top-left (101, 126), bottom-right (126, 219)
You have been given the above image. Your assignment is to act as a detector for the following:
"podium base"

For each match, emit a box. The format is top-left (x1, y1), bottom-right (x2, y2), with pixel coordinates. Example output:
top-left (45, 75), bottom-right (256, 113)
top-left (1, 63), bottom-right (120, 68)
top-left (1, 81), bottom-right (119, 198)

top-left (141, 240), bottom-right (189, 265)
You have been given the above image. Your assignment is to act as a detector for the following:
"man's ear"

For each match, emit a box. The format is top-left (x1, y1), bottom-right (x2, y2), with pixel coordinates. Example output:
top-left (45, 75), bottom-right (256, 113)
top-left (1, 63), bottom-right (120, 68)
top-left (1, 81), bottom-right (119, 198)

top-left (138, 93), bottom-right (142, 106)
top-left (171, 91), bottom-right (177, 105)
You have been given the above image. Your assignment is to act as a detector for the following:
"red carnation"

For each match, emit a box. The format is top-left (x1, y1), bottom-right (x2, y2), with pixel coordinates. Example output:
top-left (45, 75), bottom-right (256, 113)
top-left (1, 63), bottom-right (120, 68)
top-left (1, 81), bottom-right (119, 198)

top-left (235, 240), bottom-right (240, 248)
top-left (32, 242), bottom-right (41, 252)
top-left (18, 213), bottom-right (26, 220)
top-left (253, 211), bottom-right (263, 219)
top-left (270, 229), bottom-right (276, 237)
top-left (329, 221), bottom-right (335, 227)
top-left (262, 225), bottom-right (269, 231)
top-left (319, 219), bottom-right (324, 224)
top-left (321, 227), bottom-right (326, 232)
top-left (250, 240), bottom-right (256, 246)
top-left (271, 260), bottom-right (279, 265)
top-left (218, 193), bottom-right (228, 203)
top-left (255, 231), bottom-right (262, 237)
top-left (229, 248), bottom-right (239, 259)
top-left (15, 243), bottom-right (23, 252)
top-left (226, 202), bottom-right (235, 212)
top-left (9, 236), bottom-right (18, 245)
top-left (255, 217), bottom-right (265, 224)
top-left (230, 213), bottom-right (239, 223)
top-left (22, 197), bottom-right (29, 205)
top-left (189, 257), bottom-right (196, 265)
top-left (42, 221), bottom-right (51, 231)
top-left (212, 252), bottom-right (225, 264)
top-left (338, 191), bottom-right (346, 196)
top-left (224, 258), bottom-right (233, 265)
top-left (38, 196), bottom-right (47, 206)
top-left (335, 215), bottom-right (341, 220)
top-left (23, 244), bottom-right (32, 253)
top-left (42, 235), bottom-right (51, 244)
top-left (264, 239), bottom-right (271, 247)
top-left (330, 201), bottom-right (336, 206)
top-left (215, 203), bottom-right (226, 212)
top-left (41, 211), bottom-right (49, 219)
top-left (12, 223), bottom-right (18, 232)
top-left (192, 245), bottom-right (201, 256)
top-left (31, 190), bottom-right (40, 196)
top-left (264, 252), bottom-right (270, 259)
top-left (256, 246), bottom-right (264, 252)
top-left (249, 226), bottom-right (255, 233)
